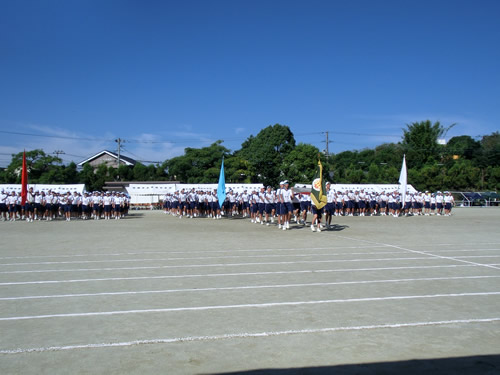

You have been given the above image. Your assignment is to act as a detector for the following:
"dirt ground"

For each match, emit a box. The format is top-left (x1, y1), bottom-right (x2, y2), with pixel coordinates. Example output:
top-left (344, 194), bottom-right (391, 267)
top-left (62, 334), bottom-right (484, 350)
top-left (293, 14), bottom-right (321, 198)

top-left (1, 207), bottom-right (499, 374)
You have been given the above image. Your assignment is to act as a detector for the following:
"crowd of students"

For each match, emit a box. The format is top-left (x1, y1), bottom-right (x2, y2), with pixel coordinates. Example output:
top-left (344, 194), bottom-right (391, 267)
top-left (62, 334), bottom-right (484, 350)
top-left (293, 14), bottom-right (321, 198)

top-left (0, 188), bottom-right (130, 222)
top-left (161, 181), bottom-right (456, 232)
top-left (2, 183), bottom-right (456, 229)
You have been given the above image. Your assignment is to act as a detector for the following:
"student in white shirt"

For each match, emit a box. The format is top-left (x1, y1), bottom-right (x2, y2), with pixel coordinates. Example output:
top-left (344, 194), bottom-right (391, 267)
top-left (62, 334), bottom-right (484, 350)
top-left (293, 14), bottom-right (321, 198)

top-left (281, 181), bottom-right (294, 231)
top-left (444, 192), bottom-right (455, 216)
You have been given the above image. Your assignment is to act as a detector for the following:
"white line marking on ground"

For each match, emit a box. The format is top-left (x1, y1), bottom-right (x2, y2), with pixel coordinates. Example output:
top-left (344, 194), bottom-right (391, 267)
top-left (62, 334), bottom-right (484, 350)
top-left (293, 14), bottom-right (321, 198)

top-left (2, 249), bottom-right (499, 268)
top-left (0, 251), bottom-right (410, 266)
top-left (0, 246), bottom-right (387, 261)
top-left (334, 235), bottom-right (500, 271)
top-left (1, 292), bottom-right (499, 321)
top-left (2, 317), bottom-right (499, 354)
top-left (0, 242), bottom-right (498, 261)
top-left (1, 275), bottom-right (498, 301)
top-left (0, 256), bottom-right (445, 275)
top-left (0, 264), bottom-right (477, 286)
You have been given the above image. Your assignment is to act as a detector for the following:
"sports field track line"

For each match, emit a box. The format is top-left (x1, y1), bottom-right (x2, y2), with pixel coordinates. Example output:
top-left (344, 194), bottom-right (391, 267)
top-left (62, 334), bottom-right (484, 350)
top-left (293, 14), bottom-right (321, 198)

top-left (2, 317), bottom-right (499, 355)
top-left (0, 256), bottom-right (452, 275)
top-left (1, 291), bottom-right (499, 322)
top-left (0, 246), bottom-right (387, 260)
top-left (2, 275), bottom-right (499, 301)
top-left (0, 264), bottom-right (479, 286)
top-left (0, 242), bottom-right (498, 261)
top-left (334, 235), bottom-right (500, 271)
top-left (0, 251), bottom-right (413, 266)
top-left (2, 249), bottom-right (500, 267)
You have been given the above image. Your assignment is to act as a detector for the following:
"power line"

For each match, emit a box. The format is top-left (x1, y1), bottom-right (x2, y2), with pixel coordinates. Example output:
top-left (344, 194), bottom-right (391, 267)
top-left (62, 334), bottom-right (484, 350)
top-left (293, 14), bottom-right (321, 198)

top-left (0, 130), bottom-right (113, 143)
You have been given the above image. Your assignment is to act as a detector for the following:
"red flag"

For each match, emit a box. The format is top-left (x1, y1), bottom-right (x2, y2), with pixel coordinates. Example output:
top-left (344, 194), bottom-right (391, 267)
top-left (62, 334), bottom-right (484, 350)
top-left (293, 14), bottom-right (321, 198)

top-left (21, 150), bottom-right (28, 205)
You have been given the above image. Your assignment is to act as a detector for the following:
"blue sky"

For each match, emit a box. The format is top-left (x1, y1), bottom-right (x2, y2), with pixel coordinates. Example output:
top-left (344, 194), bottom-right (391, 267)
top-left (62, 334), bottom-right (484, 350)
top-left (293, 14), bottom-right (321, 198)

top-left (1, 0), bottom-right (499, 167)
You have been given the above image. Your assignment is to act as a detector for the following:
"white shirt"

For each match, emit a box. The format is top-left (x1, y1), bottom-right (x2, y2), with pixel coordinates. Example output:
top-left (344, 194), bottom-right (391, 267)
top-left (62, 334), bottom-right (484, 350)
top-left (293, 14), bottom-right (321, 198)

top-left (282, 189), bottom-right (293, 203)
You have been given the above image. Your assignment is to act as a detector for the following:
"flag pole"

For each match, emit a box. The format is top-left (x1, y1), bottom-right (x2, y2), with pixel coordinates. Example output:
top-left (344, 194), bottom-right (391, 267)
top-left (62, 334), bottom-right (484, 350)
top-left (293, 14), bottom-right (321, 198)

top-left (399, 154), bottom-right (407, 211)
top-left (21, 150), bottom-right (28, 206)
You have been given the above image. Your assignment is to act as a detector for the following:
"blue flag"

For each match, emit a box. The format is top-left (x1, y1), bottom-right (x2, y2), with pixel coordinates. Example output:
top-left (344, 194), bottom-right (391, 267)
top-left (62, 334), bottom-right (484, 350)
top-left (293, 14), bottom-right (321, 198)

top-left (217, 157), bottom-right (226, 209)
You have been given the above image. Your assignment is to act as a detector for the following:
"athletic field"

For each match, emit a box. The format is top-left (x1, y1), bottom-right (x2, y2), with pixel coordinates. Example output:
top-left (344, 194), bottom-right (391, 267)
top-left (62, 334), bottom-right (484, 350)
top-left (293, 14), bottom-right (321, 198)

top-left (1, 208), bottom-right (499, 374)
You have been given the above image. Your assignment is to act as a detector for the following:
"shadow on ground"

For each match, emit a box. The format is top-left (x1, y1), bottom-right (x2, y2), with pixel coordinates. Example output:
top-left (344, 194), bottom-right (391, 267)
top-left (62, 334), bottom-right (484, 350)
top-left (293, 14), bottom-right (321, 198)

top-left (211, 354), bottom-right (500, 375)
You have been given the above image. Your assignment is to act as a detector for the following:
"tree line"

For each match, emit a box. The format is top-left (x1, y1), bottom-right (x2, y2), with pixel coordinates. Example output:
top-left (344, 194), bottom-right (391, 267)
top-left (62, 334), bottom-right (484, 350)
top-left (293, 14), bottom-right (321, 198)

top-left (1, 121), bottom-right (499, 192)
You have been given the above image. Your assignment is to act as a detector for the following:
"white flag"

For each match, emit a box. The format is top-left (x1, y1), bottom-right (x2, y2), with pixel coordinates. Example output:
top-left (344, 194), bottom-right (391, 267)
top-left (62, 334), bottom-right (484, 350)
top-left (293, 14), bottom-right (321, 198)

top-left (399, 155), bottom-right (407, 207)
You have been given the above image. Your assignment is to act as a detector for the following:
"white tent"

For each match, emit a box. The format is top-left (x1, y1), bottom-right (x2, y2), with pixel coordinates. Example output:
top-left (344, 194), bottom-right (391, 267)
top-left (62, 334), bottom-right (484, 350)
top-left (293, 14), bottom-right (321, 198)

top-left (294, 183), bottom-right (417, 194)
top-left (0, 184), bottom-right (86, 194)
top-left (125, 183), bottom-right (264, 205)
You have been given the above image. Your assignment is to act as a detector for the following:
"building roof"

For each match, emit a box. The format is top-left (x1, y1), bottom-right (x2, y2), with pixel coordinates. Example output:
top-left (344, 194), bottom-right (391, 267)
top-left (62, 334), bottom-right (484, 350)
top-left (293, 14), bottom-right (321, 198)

top-left (77, 150), bottom-right (136, 167)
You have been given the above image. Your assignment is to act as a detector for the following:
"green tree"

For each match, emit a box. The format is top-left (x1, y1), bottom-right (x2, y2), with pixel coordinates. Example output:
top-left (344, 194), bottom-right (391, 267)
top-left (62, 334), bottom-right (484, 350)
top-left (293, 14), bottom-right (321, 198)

top-left (132, 163), bottom-right (149, 181)
top-left (446, 135), bottom-right (481, 160)
top-left (4, 149), bottom-right (62, 183)
top-left (443, 159), bottom-right (480, 190)
top-left (373, 143), bottom-right (404, 167)
top-left (61, 162), bottom-right (79, 183)
top-left (367, 163), bottom-right (380, 183)
top-left (225, 156), bottom-right (252, 183)
top-left (237, 124), bottom-right (296, 186)
top-left (93, 164), bottom-right (109, 191)
top-left (166, 141), bottom-right (230, 183)
top-left (480, 132), bottom-right (500, 167)
top-left (281, 143), bottom-right (320, 185)
top-left (79, 164), bottom-right (97, 190)
top-left (485, 166), bottom-right (500, 191)
top-left (401, 120), bottom-right (455, 168)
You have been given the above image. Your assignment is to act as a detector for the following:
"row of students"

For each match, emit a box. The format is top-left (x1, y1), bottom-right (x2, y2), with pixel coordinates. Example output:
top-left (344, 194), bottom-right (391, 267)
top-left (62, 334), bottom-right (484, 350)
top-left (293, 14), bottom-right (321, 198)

top-left (321, 186), bottom-right (456, 218)
top-left (0, 189), bottom-right (130, 222)
top-left (161, 185), bottom-right (456, 232)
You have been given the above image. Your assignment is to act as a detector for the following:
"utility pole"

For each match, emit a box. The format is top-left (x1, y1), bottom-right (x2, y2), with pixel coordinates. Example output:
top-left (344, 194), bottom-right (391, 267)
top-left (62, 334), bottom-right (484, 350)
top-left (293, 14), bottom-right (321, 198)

top-left (322, 131), bottom-right (333, 158)
top-left (115, 138), bottom-right (123, 168)
top-left (53, 150), bottom-right (65, 164)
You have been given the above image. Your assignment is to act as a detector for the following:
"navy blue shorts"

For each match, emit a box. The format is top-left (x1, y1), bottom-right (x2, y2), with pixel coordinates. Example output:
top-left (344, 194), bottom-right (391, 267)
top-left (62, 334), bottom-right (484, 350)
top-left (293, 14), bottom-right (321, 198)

top-left (300, 202), bottom-right (308, 211)
top-left (265, 203), bottom-right (275, 214)
top-left (358, 201), bottom-right (366, 209)
top-left (445, 203), bottom-right (452, 210)
top-left (437, 203), bottom-right (443, 210)
top-left (258, 203), bottom-right (265, 214)
top-left (312, 206), bottom-right (323, 218)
